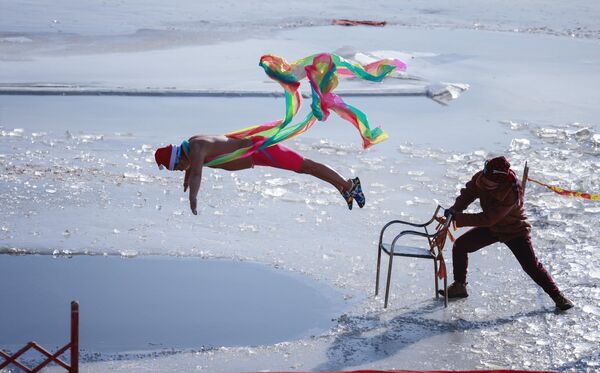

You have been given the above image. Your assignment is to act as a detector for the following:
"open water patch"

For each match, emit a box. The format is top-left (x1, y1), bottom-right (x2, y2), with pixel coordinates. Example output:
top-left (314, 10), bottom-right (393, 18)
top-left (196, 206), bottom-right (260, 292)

top-left (0, 254), bottom-right (348, 356)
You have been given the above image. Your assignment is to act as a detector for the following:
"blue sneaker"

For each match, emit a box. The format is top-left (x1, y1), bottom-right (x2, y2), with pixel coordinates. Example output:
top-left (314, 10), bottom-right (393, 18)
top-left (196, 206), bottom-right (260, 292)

top-left (342, 189), bottom-right (354, 210)
top-left (350, 177), bottom-right (365, 208)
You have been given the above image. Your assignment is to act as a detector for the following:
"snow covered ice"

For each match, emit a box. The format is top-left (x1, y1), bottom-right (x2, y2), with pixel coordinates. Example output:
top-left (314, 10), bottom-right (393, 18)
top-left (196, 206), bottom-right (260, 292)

top-left (1, 1), bottom-right (600, 372)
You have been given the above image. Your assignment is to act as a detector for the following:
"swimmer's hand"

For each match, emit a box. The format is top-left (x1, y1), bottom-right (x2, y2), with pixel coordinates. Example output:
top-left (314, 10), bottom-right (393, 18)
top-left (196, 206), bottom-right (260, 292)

top-left (190, 197), bottom-right (197, 215)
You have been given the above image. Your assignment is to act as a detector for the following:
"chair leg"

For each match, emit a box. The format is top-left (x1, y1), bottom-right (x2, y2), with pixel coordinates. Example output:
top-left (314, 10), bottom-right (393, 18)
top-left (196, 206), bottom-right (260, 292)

top-left (434, 259), bottom-right (439, 299)
top-left (443, 273), bottom-right (448, 307)
top-left (375, 245), bottom-right (382, 296)
top-left (384, 254), bottom-right (394, 308)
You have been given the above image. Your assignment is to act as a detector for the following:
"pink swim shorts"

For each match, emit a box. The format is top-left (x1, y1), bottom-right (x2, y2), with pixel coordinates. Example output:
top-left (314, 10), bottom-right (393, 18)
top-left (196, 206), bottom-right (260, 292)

top-left (251, 144), bottom-right (304, 172)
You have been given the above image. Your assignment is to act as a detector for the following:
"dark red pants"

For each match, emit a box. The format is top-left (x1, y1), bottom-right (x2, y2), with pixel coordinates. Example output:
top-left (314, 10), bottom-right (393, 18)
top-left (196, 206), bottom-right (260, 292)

top-left (452, 227), bottom-right (560, 297)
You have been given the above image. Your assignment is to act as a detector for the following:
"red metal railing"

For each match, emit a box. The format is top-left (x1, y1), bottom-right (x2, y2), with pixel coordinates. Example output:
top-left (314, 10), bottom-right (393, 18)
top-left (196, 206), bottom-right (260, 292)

top-left (0, 301), bottom-right (79, 373)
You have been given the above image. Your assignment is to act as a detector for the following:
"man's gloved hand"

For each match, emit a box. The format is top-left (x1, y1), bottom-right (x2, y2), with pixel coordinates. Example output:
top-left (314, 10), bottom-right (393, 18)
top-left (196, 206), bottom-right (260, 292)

top-left (444, 207), bottom-right (455, 220)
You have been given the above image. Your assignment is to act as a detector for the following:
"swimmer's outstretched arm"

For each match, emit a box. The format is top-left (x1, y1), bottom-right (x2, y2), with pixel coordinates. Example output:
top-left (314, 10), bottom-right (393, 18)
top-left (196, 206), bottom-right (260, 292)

top-left (188, 167), bottom-right (203, 215)
top-left (187, 141), bottom-right (208, 215)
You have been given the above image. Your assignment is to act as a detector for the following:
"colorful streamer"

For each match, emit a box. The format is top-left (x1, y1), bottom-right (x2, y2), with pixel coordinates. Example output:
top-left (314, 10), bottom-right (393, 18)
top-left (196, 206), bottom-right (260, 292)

top-left (528, 177), bottom-right (600, 201)
top-left (203, 53), bottom-right (405, 167)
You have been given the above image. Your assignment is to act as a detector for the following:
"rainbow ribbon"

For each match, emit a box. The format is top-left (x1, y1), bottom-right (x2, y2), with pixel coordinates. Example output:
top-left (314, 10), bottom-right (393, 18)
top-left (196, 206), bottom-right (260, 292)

top-left (528, 177), bottom-right (600, 201)
top-left (204, 53), bottom-right (405, 167)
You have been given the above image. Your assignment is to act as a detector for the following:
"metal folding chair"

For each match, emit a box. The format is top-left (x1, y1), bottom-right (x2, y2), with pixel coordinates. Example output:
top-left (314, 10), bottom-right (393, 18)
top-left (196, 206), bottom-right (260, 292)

top-left (375, 205), bottom-right (452, 308)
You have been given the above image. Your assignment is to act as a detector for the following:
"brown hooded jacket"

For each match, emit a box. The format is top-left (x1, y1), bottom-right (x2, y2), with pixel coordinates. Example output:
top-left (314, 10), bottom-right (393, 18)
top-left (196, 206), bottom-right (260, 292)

top-left (450, 171), bottom-right (531, 242)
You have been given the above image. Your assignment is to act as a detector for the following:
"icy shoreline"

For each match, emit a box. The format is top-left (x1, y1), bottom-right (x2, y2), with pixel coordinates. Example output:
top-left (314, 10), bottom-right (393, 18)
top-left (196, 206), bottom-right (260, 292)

top-left (1, 0), bottom-right (600, 46)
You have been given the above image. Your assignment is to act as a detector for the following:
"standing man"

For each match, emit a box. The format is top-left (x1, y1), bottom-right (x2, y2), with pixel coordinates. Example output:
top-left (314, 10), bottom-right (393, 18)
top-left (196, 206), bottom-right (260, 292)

top-left (154, 135), bottom-right (364, 215)
top-left (443, 156), bottom-right (573, 311)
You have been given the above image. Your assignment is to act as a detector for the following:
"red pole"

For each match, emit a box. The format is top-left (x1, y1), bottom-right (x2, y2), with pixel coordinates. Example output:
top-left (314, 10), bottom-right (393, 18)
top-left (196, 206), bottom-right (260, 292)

top-left (70, 301), bottom-right (79, 373)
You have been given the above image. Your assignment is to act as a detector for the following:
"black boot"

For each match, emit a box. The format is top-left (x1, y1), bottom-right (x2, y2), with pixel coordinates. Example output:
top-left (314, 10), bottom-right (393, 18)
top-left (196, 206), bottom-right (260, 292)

top-left (438, 282), bottom-right (468, 298)
top-left (551, 292), bottom-right (574, 311)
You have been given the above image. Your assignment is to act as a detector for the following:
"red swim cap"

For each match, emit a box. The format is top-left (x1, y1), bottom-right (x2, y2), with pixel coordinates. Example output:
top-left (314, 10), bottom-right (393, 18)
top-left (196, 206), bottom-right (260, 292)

top-left (155, 144), bottom-right (178, 170)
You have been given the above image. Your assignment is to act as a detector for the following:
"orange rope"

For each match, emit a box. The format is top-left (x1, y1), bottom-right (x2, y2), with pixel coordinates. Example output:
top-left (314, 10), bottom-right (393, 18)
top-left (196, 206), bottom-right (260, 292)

top-left (528, 177), bottom-right (600, 201)
top-left (432, 217), bottom-right (458, 279)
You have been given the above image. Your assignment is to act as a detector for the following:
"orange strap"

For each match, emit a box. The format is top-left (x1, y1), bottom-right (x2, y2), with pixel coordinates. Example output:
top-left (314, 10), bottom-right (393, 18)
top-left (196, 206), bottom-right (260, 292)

top-left (432, 217), bottom-right (457, 279)
top-left (434, 217), bottom-right (457, 243)
top-left (437, 256), bottom-right (447, 280)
